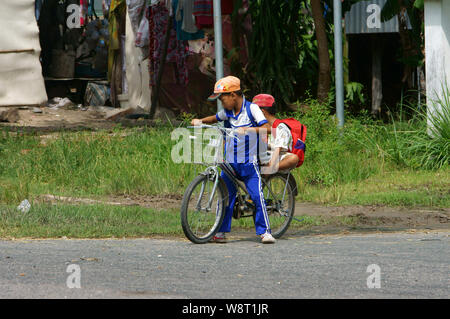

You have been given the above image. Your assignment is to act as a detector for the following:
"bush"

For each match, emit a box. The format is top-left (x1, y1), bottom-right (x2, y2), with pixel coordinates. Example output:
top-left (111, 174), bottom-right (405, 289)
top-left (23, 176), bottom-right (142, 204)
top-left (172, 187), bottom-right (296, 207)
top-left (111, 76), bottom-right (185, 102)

top-left (284, 99), bottom-right (381, 187)
top-left (283, 93), bottom-right (449, 190)
top-left (374, 90), bottom-right (449, 170)
top-left (409, 89), bottom-right (450, 169)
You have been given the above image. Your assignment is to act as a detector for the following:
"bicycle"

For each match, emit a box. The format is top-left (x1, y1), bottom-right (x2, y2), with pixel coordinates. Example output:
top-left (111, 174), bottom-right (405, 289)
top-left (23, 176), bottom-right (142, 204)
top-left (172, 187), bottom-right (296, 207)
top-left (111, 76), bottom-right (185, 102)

top-left (180, 125), bottom-right (298, 244)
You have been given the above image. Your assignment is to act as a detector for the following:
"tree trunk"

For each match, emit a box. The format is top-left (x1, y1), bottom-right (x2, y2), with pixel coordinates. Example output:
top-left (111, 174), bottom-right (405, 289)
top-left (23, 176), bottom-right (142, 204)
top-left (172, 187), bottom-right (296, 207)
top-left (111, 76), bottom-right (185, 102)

top-left (397, 2), bottom-right (418, 88)
top-left (371, 36), bottom-right (383, 116)
top-left (310, 0), bottom-right (331, 102)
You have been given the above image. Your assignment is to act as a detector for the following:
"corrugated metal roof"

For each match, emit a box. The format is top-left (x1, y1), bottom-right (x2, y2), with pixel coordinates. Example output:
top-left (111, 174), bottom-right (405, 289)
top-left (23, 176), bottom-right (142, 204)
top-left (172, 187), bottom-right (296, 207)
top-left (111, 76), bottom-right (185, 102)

top-left (345, 0), bottom-right (412, 34)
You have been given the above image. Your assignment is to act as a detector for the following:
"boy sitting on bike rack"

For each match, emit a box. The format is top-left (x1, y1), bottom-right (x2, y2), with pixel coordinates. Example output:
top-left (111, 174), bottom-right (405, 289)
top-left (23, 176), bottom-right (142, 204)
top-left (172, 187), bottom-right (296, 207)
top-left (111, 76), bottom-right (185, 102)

top-left (190, 76), bottom-right (276, 244)
top-left (252, 94), bottom-right (307, 175)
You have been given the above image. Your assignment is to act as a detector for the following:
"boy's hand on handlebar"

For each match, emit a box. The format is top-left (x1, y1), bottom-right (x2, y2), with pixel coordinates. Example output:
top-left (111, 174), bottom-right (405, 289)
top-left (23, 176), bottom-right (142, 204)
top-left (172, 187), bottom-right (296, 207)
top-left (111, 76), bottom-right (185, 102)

top-left (191, 119), bottom-right (203, 126)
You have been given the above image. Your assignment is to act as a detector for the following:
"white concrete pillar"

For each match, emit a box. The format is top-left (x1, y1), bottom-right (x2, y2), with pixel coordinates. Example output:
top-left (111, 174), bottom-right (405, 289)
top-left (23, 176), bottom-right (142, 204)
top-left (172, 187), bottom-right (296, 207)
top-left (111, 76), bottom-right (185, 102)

top-left (424, 0), bottom-right (450, 131)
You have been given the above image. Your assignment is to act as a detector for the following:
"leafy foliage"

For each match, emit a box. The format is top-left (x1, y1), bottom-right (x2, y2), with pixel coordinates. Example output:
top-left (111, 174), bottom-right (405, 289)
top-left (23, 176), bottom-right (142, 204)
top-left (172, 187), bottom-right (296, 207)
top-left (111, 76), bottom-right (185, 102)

top-left (380, 0), bottom-right (424, 67)
top-left (345, 82), bottom-right (365, 104)
top-left (244, 0), bottom-right (304, 104)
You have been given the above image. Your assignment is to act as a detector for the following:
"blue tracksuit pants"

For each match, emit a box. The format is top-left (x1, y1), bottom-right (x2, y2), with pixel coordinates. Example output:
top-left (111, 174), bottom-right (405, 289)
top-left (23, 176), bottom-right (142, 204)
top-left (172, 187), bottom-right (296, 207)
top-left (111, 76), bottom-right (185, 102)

top-left (219, 162), bottom-right (271, 235)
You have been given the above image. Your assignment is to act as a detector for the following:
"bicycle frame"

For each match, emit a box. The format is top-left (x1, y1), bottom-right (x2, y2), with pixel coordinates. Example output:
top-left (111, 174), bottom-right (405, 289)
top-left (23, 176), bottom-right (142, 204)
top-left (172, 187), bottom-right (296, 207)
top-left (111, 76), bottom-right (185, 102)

top-left (200, 163), bottom-right (292, 219)
top-left (189, 125), bottom-right (292, 218)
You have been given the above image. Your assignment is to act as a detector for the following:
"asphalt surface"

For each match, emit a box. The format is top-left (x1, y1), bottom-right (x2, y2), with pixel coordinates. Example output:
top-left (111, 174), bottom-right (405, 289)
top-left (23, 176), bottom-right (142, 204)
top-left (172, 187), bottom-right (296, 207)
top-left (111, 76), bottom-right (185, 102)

top-left (0, 231), bottom-right (448, 299)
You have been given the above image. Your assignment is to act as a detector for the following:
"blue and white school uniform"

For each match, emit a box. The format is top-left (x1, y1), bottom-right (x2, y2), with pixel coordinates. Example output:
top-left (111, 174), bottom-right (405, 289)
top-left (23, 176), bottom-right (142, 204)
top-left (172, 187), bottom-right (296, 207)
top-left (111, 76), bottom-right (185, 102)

top-left (215, 97), bottom-right (271, 235)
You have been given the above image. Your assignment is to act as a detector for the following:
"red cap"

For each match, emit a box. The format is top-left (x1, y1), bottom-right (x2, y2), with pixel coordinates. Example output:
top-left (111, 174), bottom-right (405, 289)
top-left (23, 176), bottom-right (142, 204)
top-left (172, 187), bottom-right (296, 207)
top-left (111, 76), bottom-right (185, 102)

top-left (252, 94), bottom-right (275, 107)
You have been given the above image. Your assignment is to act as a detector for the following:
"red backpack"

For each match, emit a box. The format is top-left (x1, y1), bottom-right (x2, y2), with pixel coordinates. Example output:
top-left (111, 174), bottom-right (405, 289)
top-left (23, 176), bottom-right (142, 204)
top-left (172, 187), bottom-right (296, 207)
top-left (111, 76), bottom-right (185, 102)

top-left (272, 118), bottom-right (307, 167)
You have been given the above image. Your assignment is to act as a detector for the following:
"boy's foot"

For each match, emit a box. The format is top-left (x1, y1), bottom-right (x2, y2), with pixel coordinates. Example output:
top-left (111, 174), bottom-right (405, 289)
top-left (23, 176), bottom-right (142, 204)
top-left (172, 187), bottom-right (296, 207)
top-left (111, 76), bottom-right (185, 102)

top-left (260, 232), bottom-right (276, 244)
top-left (209, 232), bottom-right (227, 243)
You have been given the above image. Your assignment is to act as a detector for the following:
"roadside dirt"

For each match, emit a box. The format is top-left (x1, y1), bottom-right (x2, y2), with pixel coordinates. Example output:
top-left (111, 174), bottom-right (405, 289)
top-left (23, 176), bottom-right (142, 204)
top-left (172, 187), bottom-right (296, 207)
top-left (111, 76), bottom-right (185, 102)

top-left (37, 194), bottom-right (450, 236)
top-left (2, 107), bottom-right (114, 130)
top-left (288, 203), bottom-right (450, 237)
top-left (0, 107), bottom-right (181, 132)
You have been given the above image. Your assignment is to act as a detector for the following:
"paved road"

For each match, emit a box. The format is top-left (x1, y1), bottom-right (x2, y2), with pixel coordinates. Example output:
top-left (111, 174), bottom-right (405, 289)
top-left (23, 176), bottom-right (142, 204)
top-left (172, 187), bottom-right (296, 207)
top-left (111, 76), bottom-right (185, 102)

top-left (0, 231), bottom-right (448, 299)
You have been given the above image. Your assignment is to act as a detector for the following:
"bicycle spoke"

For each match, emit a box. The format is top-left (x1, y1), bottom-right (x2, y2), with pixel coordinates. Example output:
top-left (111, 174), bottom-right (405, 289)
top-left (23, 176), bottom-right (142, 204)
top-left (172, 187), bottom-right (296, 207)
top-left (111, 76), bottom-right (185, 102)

top-left (264, 179), bottom-right (281, 203)
top-left (183, 174), bottom-right (223, 241)
top-left (261, 174), bottom-right (295, 238)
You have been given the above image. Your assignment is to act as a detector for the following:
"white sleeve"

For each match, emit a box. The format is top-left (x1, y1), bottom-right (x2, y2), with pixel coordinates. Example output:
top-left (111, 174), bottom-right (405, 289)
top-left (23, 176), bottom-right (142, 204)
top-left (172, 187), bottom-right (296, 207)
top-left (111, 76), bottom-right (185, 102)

top-left (272, 124), bottom-right (292, 151)
top-left (249, 103), bottom-right (268, 126)
top-left (215, 110), bottom-right (228, 122)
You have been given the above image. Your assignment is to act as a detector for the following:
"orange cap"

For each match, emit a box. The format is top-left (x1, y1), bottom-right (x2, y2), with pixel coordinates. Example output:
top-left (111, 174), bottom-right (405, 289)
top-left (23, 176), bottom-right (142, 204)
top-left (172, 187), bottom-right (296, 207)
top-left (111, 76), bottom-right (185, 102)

top-left (208, 76), bottom-right (241, 101)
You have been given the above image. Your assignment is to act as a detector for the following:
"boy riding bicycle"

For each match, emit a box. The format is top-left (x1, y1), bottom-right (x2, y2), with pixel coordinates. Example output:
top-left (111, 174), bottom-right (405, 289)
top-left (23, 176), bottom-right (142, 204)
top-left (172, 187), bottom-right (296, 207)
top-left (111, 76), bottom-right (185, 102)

top-left (190, 76), bottom-right (276, 244)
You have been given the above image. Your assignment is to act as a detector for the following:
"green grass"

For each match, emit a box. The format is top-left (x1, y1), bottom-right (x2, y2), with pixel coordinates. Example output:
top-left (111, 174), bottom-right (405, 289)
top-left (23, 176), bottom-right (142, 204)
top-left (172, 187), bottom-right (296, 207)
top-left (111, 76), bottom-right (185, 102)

top-left (0, 203), bottom-right (182, 238)
top-left (0, 121), bottom-right (448, 209)
top-left (0, 203), bottom-right (333, 238)
top-left (295, 169), bottom-right (450, 207)
top-left (0, 97), bottom-right (449, 211)
top-left (0, 125), bottom-right (201, 203)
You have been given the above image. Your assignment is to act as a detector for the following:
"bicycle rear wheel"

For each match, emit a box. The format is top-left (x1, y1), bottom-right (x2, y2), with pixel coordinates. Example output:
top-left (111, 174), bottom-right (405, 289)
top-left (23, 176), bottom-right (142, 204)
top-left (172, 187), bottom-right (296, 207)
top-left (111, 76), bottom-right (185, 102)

top-left (180, 174), bottom-right (226, 244)
top-left (262, 173), bottom-right (295, 239)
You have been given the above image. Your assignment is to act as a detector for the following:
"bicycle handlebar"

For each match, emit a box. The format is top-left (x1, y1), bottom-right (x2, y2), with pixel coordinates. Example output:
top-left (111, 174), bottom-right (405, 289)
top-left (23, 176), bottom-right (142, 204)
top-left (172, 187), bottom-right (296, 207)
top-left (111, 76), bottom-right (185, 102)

top-left (187, 125), bottom-right (240, 141)
top-left (187, 124), bottom-right (232, 131)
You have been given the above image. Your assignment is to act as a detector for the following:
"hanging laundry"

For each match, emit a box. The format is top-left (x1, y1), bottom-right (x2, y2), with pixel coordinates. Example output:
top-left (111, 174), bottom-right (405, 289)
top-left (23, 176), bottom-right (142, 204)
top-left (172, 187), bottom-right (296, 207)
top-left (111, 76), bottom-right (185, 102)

top-left (108, 0), bottom-right (126, 107)
top-left (147, 2), bottom-right (189, 86)
top-left (126, 0), bottom-right (149, 49)
top-left (136, 14), bottom-right (150, 48)
top-left (80, 0), bottom-right (89, 26)
top-left (103, 0), bottom-right (112, 16)
top-left (173, 0), bottom-right (204, 41)
top-left (108, 0), bottom-right (125, 79)
top-left (193, 0), bottom-right (212, 29)
top-left (193, 0), bottom-right (234, 29)
top-left (176, 0), bottom-right (197, 33)
top-left (127, 0), bottom-right (146, 36)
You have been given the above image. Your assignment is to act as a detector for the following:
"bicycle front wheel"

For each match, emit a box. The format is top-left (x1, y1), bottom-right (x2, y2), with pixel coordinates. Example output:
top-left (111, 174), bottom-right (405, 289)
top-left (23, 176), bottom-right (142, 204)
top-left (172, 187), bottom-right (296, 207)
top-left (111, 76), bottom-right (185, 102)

top-left (262, 173), bottom-right (295, 239)
top-left (180, 174), bottom-right (226, 244)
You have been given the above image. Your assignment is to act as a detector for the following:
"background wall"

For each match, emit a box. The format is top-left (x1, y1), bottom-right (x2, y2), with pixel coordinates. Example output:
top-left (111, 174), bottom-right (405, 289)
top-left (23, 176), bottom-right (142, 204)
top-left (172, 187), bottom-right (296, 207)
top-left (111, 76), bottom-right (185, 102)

top-left (0, 0), bottom-right (47, 106)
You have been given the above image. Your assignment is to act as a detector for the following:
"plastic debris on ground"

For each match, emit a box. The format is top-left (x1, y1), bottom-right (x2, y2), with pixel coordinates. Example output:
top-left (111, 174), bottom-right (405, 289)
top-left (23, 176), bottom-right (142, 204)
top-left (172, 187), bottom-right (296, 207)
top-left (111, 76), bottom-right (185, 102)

top-left (17, 199), bottom-right (31, 213)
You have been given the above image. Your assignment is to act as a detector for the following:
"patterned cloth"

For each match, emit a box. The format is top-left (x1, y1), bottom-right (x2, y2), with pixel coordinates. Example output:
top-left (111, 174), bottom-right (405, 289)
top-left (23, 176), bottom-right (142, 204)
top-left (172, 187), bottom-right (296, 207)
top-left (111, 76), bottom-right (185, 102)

top-left (102, 0), bottom-right (112, 16)
top-left (84, 82), bottom-right (110, 106)
top-left (126, 0), bottom-right (149, 48)
top-left (80, 0), bottom-right (89, 26)
top-left (108, 0), bottom-right (126, 106)
top-left (108, 0), bottom-right (126, 79)
top-left (147, 2), bottom-right (189, 86)
top-left (193, 0), bottom-right (213, 28)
